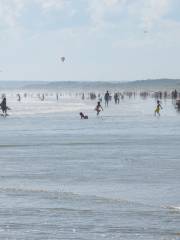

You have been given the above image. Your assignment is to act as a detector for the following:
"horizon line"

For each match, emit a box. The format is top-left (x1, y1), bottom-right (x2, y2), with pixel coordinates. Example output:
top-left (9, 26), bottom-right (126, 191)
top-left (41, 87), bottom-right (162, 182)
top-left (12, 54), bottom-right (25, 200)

top-left (0, 78), bottom-right (180, 83)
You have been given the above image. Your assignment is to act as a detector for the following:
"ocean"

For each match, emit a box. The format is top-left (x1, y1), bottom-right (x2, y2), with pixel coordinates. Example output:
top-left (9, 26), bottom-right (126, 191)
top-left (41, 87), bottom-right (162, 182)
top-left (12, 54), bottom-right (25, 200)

top-left (0, 88), bottom-right (180, 240)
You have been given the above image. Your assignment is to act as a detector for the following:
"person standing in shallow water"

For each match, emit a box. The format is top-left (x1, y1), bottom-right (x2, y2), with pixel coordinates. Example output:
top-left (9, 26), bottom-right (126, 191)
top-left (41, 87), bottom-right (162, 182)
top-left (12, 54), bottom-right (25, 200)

top-left (0, 96), bottom-right (7, 117)
top-left (95, 101), bottom-right (103, 116)
top-left (154, 100), bottom-right (163, 116)
top-left (104, 91), bottom-right (110, 107)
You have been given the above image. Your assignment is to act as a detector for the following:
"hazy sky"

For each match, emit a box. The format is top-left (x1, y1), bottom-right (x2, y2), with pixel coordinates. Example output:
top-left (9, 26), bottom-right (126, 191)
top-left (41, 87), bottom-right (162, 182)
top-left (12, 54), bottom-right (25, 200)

top-left (0, 0), bottom-right (180, 81)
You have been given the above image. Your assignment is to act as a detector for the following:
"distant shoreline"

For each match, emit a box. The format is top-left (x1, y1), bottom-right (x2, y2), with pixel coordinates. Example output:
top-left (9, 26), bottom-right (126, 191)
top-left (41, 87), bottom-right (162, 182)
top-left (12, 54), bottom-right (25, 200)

top-left (0, 78), bottom-right (180, 91)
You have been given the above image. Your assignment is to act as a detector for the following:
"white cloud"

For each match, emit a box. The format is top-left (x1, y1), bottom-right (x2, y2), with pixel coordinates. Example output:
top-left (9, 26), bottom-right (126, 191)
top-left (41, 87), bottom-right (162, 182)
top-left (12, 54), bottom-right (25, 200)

top-left (0, 0), bottom-right (67, 27)
top-left (87, 0), bottom-right (173, 31)
top-left (36, 0), bottom-right (66, 12)
top-left (88, 0), bottom-right (127, 27)
top-left (140, 0), bottom-right (171, 29)
top-left (0, 0), bottom-right (25, 27)
top-left (0, 0), bottom-right (173, 30)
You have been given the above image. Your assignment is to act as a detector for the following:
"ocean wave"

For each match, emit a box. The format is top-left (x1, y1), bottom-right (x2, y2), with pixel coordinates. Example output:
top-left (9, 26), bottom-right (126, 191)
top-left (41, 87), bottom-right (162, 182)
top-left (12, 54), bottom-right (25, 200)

top-left (0, 141), bottom-right (137, 148)
top-left (0, 186), bottom-right (145, 206)
top-left (165, 205), bottom-right (180, 211)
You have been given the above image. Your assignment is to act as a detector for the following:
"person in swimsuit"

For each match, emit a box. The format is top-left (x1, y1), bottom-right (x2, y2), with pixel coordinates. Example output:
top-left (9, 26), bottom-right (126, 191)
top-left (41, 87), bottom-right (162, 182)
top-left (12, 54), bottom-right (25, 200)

top-left (95, 101), bottom-right (103, 116)
top-left (155, 100), bottom-right (163, 116)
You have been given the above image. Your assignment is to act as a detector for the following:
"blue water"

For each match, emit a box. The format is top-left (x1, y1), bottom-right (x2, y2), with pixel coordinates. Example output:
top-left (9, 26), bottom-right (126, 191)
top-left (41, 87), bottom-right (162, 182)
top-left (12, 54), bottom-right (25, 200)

top-left (0, 95), bottom-right (180, 239)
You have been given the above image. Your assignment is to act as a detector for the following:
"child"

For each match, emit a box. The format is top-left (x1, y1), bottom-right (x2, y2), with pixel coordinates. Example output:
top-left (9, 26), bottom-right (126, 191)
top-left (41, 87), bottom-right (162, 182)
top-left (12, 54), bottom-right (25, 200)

top-left (155, 100), bottom-right (163, 116)
top-left (95, 102), bottom-right (103, 116)
top-left (80, 112), bottom-right (88, 119)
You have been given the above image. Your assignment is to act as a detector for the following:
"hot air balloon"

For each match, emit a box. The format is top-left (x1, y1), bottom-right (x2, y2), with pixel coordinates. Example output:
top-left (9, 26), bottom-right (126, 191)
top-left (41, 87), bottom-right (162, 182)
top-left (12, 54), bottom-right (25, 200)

top-left (61, 57), bottom-right (65, 62)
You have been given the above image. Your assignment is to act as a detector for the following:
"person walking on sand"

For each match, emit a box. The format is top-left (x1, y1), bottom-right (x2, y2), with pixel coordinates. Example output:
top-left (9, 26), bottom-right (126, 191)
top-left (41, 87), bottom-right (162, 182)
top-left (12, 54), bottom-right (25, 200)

top-left (154, 100), bottom-right (163, 116)
top-left (95, 101), bottom-right (103, 116)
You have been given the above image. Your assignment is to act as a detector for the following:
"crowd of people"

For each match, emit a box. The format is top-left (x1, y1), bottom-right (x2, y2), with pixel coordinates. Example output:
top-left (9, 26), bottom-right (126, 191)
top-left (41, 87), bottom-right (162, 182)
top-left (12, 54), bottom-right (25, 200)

top-left (80, 89), bottom-right (180, 118)
top-left (1, 89), bottom-right (180, 118)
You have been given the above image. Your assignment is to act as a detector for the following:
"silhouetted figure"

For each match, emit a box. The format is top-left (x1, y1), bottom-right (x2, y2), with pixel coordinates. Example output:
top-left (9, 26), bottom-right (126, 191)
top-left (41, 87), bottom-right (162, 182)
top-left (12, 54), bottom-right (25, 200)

top-left (176, 100), bottom-right (180, 111)
top-left (79, 112), bottom-right (88, 119)
top-left (0, 97), bottom-right (8, 117)
top-left (104, 91), bottom-right (110, 107)
top-left (90, 92), bottom-right (96, 100)
top-left (114, 93), bottom-right (119, 104)
top-left (17, 94), bottom-right (21, 102)
top-left (172, 89), bottom-right (178, 99)
top-left (41, 94), bottom-right (45, 101)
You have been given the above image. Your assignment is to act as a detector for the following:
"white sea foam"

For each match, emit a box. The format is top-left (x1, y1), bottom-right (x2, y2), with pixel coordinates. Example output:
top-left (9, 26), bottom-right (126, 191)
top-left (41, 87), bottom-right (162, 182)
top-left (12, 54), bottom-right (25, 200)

top-left (2, 91), bottom-right (92, 117)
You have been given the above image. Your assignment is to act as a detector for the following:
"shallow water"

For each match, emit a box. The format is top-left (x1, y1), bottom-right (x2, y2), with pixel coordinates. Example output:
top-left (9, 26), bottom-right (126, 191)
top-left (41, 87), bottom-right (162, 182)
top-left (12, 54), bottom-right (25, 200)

top-left (0, 94), bottom-right (180, 239)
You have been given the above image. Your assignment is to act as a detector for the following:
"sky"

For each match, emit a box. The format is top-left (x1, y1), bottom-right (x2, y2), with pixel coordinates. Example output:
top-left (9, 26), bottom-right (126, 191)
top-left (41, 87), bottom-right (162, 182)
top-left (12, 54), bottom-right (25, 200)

top-left (0, 0), bottom-right (180, 81)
